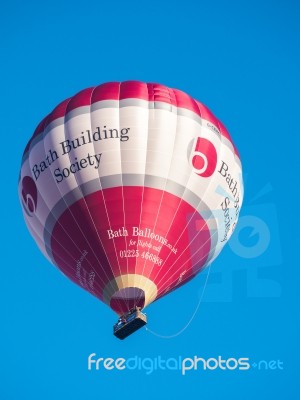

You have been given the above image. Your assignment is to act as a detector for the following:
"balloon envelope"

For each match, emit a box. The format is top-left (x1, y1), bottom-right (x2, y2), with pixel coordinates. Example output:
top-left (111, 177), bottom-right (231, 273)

top-left (19, 81), bottom-right (243, 315)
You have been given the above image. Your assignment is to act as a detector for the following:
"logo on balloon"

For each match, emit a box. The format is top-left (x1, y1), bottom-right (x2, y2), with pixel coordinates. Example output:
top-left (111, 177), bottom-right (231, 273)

top-left (190, 137), bottom-right (217, 177)
top-left (21, 176), bottom-right (38, 216)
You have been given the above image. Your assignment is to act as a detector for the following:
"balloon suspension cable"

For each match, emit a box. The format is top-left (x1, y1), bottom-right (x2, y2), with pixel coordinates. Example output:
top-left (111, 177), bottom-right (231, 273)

top-left (145, 263), bottom-right (212, 339)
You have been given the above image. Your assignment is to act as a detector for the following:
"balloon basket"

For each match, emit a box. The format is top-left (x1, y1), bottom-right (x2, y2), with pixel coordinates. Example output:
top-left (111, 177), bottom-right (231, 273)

top-left (113, 308), bottom-right (147, 340)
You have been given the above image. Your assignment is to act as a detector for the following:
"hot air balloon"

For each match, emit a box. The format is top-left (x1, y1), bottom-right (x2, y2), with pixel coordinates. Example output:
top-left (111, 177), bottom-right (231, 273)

top-left (19, 81), bottom-right (243, 339)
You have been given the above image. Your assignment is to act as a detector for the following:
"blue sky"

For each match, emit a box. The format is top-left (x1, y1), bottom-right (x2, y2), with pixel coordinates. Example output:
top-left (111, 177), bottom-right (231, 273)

top-left (1, 1), bottom-right (299, 399)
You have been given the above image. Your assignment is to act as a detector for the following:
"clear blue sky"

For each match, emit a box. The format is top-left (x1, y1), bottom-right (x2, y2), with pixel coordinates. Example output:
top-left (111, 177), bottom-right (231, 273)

top-left (1, 1), bottom-right (299, 399)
